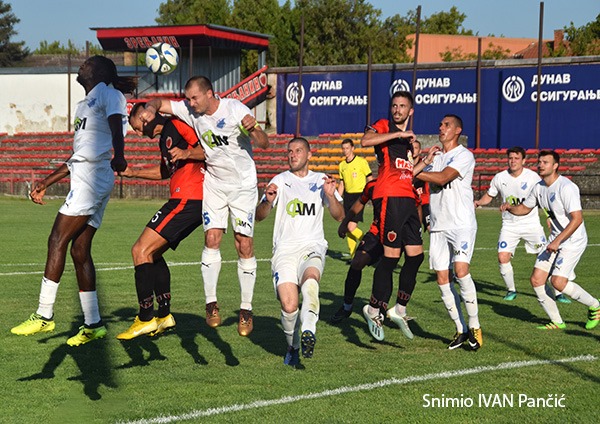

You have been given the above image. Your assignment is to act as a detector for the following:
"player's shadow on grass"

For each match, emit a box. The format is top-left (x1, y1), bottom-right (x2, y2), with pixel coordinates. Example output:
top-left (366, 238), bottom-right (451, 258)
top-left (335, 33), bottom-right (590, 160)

top-left (111, 307), bottom-right (239, 368)
top-left (326, 249), bottom-right (352, 264)
top-left (17, 321), bottom-right (116, 401)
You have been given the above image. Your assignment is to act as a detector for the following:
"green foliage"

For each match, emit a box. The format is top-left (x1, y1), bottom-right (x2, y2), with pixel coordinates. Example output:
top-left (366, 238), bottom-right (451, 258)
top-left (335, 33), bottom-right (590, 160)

top-left (440, 42), bottom-right (511, 62)
top-left (420, 6), bottom-right (474, 35)
top-left (157, 0), bottom-right (232, 25)
top-left (564, 13), bottom-right (600, 56)
top-left (34, 40), bottom-right (81, 55)
top-left (0, 0), bottom-right (29, 66)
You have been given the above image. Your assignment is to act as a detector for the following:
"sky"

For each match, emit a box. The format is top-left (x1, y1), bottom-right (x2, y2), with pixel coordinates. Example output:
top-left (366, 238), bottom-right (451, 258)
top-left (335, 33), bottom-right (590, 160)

top-left (7, 0), bottom-right (599, 51)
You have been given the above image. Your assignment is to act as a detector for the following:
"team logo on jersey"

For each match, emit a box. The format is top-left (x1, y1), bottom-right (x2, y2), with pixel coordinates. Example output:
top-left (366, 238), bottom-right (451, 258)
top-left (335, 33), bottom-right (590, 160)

top-left (446, 157), bottom-right (455, 166)
top-left (521, 182), bottom-right (528, 190)
top-left (461, 241), bottom-right (469, 250)
top-left (387, 230), bottom-right (397, 243)
top-left (550, 192), bottom-right (556, 203)
top-left (286, 198), bottom-right (316, 217)
top-left (247, 212), bottom-right (254, 224)
top-left (309, 183), bottom-right (318, 192)
top-left (217, 118), bottom-right (226, 129)
top-left (87, 97), bottom-right (97, 108)
top-left (166, 136), bottom-right (173, 149)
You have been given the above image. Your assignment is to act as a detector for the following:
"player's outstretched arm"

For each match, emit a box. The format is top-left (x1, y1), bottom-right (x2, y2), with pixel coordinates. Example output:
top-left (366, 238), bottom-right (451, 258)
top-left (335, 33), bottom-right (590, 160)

top-left (256, 183), bottom-right (278, 222)
top-left (30, 163), bottom-right (70, 205)
top-left (474, 192), bottom-right (494, 208)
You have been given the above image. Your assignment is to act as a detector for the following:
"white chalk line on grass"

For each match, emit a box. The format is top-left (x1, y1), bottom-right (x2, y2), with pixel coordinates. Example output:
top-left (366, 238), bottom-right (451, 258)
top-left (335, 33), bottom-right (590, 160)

top-left (2, 244), bottom-right (600, 277)
top-left (117, 354), bottom-right (597, 424)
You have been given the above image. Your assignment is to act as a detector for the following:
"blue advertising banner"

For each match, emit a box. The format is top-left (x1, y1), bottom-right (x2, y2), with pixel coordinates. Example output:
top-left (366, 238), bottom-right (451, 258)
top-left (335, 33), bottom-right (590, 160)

top-left (276, 63), bottom-right (600, 149)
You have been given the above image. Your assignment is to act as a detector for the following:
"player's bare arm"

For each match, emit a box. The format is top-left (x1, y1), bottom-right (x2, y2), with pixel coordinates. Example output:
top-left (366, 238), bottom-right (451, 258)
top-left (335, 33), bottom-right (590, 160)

top-left (338, 198), bottom-right (366, 238)
top-left (416, 165), bottom-right (459, 186)
top-left (30, 163), bottom-right (70, 205)
top-left (323, 175), bottom-right (344, 221)
top-left (256, 183), bottom-right (278, 221)
top-left (242, 114), bottom-right (269, 149)
top-left (474, 192), bottom-right (494, 208)
top-left (118, 165), bottom-right (162, 180)
top-left (169, 144), bottom-right (206, 161)
top-left (413, 145), bottom-right (440, 175)
top-left (546, 210), bottom-right (583, 252)
top-left (361, 129), bottom-right (415, 148)
top-left (140, 98), bottom-right (172, 124)
top-left (501, 202), bottom-right (532, 216)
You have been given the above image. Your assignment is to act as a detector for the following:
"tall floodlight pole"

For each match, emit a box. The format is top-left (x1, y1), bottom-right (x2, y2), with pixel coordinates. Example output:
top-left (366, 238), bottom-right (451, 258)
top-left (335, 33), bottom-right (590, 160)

top-left (296, 15), bottom-right (305, 138)
top-left (410, 5), bottom-right (421, 131)
top-left (535, 2), bottom-right (544, 150)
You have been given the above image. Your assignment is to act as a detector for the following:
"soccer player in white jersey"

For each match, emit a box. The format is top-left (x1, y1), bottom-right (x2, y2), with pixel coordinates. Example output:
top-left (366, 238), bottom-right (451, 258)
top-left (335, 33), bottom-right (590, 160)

top-left (474, 147), bottom-right (548, 300)
top-left (414, 114), bottom-right (483, 351)
top-left (256, 137), bottom-right (344, 367)
top-left (11, 56), bottom-right (136, 346)
top-left (501, 150), bottom-right (600, 330)
top-left (140, 76), bottom-right (269, 337)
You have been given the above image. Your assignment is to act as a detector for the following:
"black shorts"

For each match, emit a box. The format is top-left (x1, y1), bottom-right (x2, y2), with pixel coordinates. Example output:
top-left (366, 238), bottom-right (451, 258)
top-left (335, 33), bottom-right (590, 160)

top-left (146, 199), bottom-right (203, 250)
top-left (357, 230), bottom-right (384, 266)
top-left (376, 197), bottom-right (422, 248)
top-left (343, 192), bottom-right (364, 223)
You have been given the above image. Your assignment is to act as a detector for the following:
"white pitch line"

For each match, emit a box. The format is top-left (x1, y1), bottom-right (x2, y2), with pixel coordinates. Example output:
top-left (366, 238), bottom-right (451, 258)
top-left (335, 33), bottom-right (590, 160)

top-left (117, 354), bottom-right (596, 424)
top-left (2, 244), bottom-right (600, 276)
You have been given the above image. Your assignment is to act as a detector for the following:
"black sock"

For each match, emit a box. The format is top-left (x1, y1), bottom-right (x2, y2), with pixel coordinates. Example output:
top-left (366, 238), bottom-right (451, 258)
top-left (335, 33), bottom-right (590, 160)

top-left (153, 257), bottom-right (172, 318)
top-left (371, 256), bottom-right (399, 311)
top-left (397, 253), bottom-right (424, 306)
top-left (134, 263), bottom-right (155, 321)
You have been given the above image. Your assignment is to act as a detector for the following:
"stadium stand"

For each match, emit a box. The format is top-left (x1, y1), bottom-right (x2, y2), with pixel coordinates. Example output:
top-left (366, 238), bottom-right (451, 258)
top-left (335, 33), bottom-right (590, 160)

top-left (0, 132), bottom-right (598, 205)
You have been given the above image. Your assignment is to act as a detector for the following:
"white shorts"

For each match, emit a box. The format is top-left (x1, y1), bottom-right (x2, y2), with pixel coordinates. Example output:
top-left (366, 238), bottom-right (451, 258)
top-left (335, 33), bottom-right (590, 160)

top-left (59, 161), bottom-right (114, 229)
top-left (498, 223), bottom-right (547, 255)
top-left (534, 245), bottom-right (584, 279)
top-left (202, 180), bottom-right (257, 237)
top-left (271, 243), bottom-right (327, 291)
top-left (429, 228), bottom-right (477, 271)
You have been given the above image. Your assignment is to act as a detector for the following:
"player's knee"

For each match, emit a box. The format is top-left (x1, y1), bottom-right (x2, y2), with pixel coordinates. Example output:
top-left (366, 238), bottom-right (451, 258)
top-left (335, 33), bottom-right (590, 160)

top-left (70, 244), bottom-right (91, 265)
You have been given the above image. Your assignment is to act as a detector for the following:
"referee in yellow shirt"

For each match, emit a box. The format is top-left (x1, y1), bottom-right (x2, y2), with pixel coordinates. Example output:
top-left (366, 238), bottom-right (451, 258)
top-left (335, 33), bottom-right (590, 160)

top-left (338, 138), bottom-right (373, 257)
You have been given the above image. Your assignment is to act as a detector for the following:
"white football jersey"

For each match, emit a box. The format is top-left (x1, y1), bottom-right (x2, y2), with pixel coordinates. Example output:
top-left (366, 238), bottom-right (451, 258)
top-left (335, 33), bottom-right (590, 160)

top-left (523, 175), bottom-right (587, 250)
top-left (70, 82), bottom-right (127, 163)
top-left (265, 170), bottom-right (339, 251)
top-left (171, 97), bottom-right (257, 188)
top-left (488, 168), bottom-right (542, 226)
top-left (428, 145), bottom-right (477, 231)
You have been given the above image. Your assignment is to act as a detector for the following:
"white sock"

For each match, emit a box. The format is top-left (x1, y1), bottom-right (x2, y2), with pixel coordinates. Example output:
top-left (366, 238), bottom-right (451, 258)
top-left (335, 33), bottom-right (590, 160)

top-left (79, 290), bottom-right (101, 326)
top-left (201, 247), bottom-right (221, 304)
top-left (560, 281), bottom-right (600, 308)
top-left (456, 274), bottom-right (480, 329)
top-left (281, 309), bottom-right (299, 348)
top-left (238, 257), bottom-right (257, 310)
top-left (499, 262), bottom-right (515, 292)
top-left (36, 276), bottom-right (59, 319)
top-left (300, 278), bottom-right (320, 334)
top-left (533, 285), bottom-right (563, 323)
top-left (439, 282), bottom-right (466, 333)
top-left (394, 303), bottom-right (407, 317)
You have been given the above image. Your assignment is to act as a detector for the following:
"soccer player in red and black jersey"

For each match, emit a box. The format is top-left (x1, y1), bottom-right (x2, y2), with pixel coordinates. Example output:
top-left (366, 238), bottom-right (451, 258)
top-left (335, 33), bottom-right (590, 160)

top-left (330, 179), bottom-right (383, 323)
top-left (116, 102), bottom-right (206, 340)
top-left (359, 90), bottom-right (424, 341)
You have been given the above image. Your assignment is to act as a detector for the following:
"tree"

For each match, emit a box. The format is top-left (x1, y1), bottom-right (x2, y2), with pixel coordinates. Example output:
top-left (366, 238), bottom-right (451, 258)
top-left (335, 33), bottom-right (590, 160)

top-left (0, 1), bottom-right (29, 66)
top-left (420, 6), bottom-right (473, 35)
top-left (156, 0), bottom-right (231, 25)
top-left (440, 42), bottom-right (510, 62)
top-left (564, 13), bottom-right (600, 56)
top-left (34, 40), bottom-right (81, 55)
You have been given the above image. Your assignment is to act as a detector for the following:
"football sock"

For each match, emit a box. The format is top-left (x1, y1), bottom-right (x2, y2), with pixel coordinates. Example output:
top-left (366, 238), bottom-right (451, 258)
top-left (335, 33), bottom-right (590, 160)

top-left (346, 236), bottom-right (357, 257)
top-left (499, 262), bottom-right (515, 292)
top-left (533, 285), bottom-right (563, 324)
top-left (134, 262), bottom-right (155, 321)
top-left (372, 256), bottom-right (399, 309)
top-left (394, 303), bottom-right (407, 316)
top-left (37, 276), bottom-right (59, 319)
top-left (201, 247), bottom-right (221, 304)
top-left (301, 278), bottom-right (320, 334)
top-left (348, 227), bottom-right (363, 256)
top-left (439, 282), bottom-right (466, 333)
top-left (153, 257), bottom-right (172, 318)
top-left (456, 273), bottom-right (480, 329)
top-left (238, 257), bottom-right (257, 310)
top-left (397, 253), bottom-right (424, 306)
top-left (79, 290), bottom-right (101, 327)
top-left (281, 309), bottom-right (299, 348)
top-left (343, 267), bottom-right (362, 305)
top-left (560, 281), bottom-right (600, 308)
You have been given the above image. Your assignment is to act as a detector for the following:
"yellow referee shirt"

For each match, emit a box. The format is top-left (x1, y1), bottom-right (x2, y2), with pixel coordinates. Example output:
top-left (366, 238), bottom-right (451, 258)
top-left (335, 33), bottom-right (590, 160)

top-left (339, 156), bottom-right (372, 194)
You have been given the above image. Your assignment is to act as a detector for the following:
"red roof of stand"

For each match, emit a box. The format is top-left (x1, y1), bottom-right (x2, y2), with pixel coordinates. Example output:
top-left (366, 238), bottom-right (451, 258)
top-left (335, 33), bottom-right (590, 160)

top-left (91, 24), bottom-right (270, 52)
